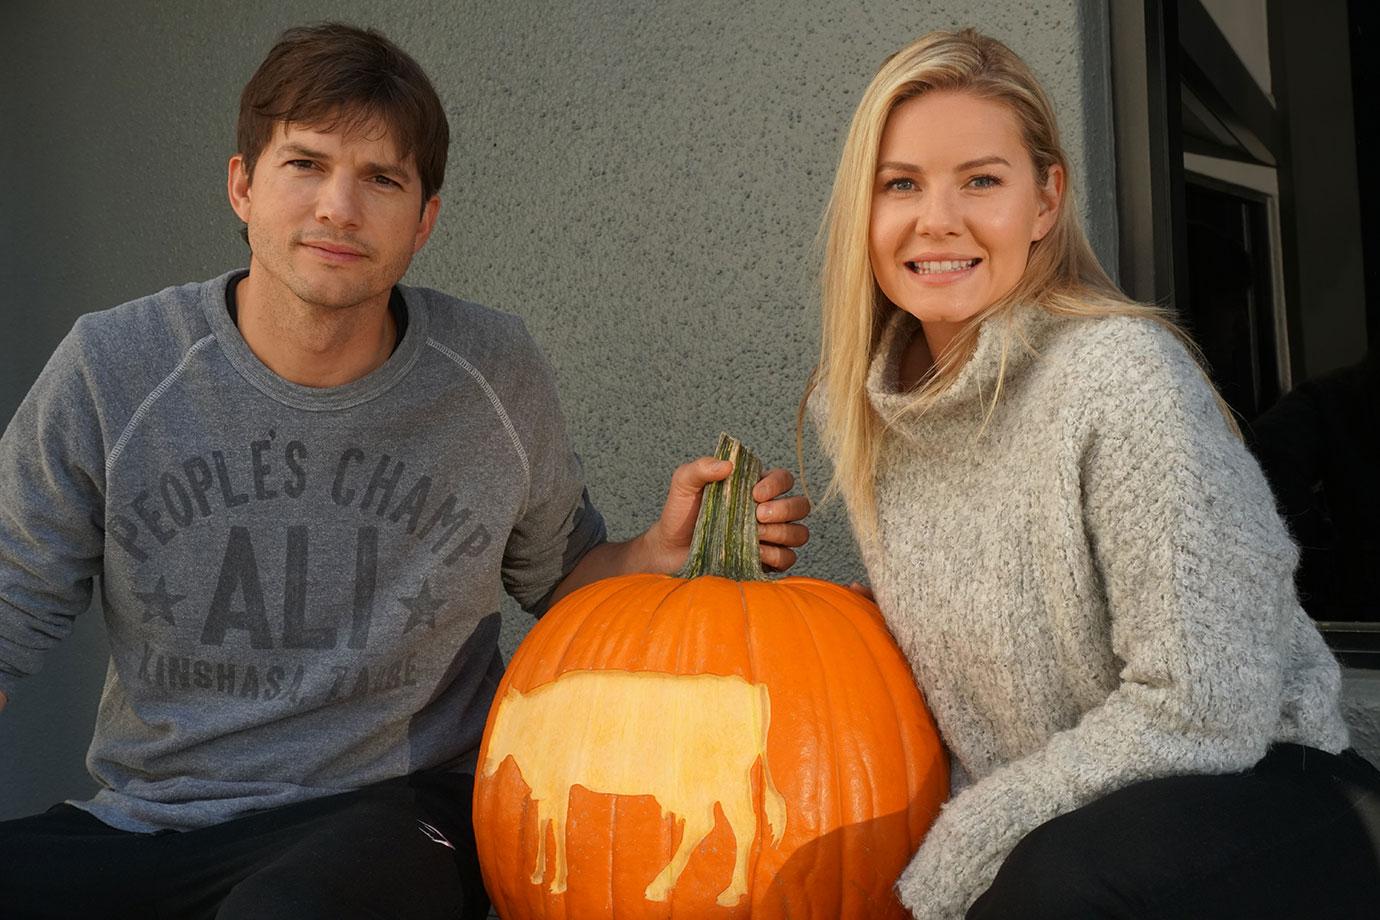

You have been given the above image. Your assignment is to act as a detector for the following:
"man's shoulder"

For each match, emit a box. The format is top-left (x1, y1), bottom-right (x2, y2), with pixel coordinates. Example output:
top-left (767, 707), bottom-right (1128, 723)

top-left (402, 284), bottom-right (544, 370)
top-left (72, 274), bottom-right (226, 356)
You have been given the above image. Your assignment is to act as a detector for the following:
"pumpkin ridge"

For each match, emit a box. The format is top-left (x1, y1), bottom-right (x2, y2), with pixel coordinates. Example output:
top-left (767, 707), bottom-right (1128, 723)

top-left (555, 575), bottom-right (658, 680)
top-left (789, 581), bottom-right (853, 920)
top-left (737, 576), bottom-right (762, 912)
top-left (602, 794), bottom-right (615, 920)
top-left (652, 576), bottom-right (707, 677)
top-left (519, 576), bottom-right (631, 687)
top-left (822, 579), bottom-right (947, 831)
top-left (608, 575), bottom-right (676, 672)
top-left (819, 579), bottom-right (946, 902)
top-left (802, 583), bottom-right (898, 821)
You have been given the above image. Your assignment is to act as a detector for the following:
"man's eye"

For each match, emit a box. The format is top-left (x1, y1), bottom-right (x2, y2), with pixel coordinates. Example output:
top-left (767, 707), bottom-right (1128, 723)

top-left (371, 175), bottom-right (400, 188)
top-left (287, 159), bottom-right (317, 170)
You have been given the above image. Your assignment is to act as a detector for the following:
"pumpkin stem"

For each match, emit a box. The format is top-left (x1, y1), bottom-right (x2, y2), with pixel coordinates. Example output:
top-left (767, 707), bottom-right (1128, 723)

top-left (677, 433), bottom-right (768, 581)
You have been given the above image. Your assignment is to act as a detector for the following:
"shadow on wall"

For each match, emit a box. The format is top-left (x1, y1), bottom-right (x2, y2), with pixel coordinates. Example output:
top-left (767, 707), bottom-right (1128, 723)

top-left (0, 596), bottom-right (107, 820)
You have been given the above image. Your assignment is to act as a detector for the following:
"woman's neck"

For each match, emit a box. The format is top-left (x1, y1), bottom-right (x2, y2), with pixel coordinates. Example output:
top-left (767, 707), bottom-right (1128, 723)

top-left (898, 319), bottom-right (965, 389)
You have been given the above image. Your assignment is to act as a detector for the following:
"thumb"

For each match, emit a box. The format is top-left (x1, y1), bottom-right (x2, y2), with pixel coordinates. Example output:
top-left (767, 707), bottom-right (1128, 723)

top-left (655, 457), bottom-right (733, 546)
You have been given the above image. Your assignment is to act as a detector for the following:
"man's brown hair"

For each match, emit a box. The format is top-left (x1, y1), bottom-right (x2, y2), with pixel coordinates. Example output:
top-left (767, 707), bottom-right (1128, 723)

top-left (236, 22), bottom-right (449, 206)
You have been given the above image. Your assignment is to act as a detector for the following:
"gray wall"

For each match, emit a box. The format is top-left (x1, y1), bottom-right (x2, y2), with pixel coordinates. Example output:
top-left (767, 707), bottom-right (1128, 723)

top-left (0, 0), bottom-right (1116, 819)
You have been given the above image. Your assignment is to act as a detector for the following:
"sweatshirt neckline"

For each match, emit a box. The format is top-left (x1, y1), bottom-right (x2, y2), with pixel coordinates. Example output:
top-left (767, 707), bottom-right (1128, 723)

top-left (866, 305), bottom-right (1060, 433)
top-left (203, 269), bottom-right (429, 411)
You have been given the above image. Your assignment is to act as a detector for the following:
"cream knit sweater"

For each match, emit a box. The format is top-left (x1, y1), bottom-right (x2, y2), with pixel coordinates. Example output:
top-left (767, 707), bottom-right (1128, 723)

top-left (852, 305), bottom-right (1348, 919)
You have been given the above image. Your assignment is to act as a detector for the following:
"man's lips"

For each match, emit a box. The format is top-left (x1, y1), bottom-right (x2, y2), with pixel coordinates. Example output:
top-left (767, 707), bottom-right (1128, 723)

top-left (300, 241), bottom-right (367, 262)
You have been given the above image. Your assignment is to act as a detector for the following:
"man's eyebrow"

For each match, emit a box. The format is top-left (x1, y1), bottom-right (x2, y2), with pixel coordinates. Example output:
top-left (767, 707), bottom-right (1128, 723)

top-left (278, 142), bottom-right (332, 161)
top-left (276, 143), bottom-right (413, 183)
top-left (361, 160), bottom-right (413, 183)
top-left (875, 155), bottom-right (1013, 173)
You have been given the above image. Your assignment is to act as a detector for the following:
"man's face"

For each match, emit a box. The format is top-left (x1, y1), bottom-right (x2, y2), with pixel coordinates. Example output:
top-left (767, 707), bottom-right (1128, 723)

top-left (228, 120), bottom-right (439, 313)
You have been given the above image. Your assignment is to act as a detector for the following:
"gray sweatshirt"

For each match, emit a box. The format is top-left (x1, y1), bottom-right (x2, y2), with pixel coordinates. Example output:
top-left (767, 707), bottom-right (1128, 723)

top-left (0, 270), bottom-right (605, 832)
top-left (855, 306), bottom-right (1347, 919)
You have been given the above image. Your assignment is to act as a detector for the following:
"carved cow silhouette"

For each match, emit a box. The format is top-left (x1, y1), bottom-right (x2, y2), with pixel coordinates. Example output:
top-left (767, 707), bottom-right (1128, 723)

top-left (482, 669), bottom-right (788, 906)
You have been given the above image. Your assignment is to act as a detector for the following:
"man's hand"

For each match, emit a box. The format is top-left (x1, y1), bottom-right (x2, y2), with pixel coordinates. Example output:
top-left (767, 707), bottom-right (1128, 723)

top-left (550, 457), bottom-right (811, 604)
top-left (639, 457), bottom-right (810, 573)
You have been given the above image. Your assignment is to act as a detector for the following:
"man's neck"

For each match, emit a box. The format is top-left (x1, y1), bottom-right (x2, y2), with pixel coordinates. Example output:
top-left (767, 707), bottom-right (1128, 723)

top-left (233, 268), bottom-right (397, 389)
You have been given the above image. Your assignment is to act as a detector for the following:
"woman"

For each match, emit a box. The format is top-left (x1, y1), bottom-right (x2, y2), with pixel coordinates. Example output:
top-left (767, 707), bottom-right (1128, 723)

top-left (806, 28), bottom-right (1380, 920)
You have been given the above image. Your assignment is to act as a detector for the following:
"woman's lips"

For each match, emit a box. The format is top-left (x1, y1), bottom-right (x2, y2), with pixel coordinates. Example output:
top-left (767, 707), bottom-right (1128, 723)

top-left (905, 257), bottom-right (980, 284)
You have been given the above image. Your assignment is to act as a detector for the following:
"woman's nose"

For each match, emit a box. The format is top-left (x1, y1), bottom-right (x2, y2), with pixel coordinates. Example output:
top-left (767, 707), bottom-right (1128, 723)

top-left (912, 188), bottom-right (961, 238)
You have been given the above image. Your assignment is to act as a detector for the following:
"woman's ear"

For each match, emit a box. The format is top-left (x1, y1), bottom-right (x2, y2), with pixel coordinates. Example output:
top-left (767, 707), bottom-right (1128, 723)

top-left (1031, 163), bottom-right (1065, 242)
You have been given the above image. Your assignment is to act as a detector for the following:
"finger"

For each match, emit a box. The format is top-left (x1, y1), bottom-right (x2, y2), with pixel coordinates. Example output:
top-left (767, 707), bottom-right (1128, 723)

top-left (847, 581), bottom-right (876, 600)
top-left (756, 523), bottom-right (809, 549)
top-left (757, 495), bottom-right (810, 524)
top-left (752, 467), bottom-right (795, 502)
top-left (759, 544), bottom-right (798, 572)
top-left (667, 457), bottom-right (733, 499)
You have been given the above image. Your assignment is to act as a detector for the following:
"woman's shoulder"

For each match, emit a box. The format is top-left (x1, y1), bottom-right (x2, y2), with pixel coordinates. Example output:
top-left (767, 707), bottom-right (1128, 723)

top-left (1025, 311), bottom-right (1247, 476)
top-left (1035, 308), bottom-right (1204, 398)
top-left (1039, 308), bottom-right (1188, 365)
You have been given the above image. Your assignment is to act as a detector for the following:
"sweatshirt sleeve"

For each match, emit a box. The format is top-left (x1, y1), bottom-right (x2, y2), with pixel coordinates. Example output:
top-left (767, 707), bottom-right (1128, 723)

top-left (0, 320), bottom-right (108, 698)
top-left (896, 322), bottom-right (1302, 919)
top-left (498, 327), bottom-right (606, 615)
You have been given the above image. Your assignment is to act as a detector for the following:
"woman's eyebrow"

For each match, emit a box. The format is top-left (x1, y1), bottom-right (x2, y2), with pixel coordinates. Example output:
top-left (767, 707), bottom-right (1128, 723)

top-left (956, 155), bottom-right (1011, 170)
top-left (875, 155), bottom-right (1012, 173)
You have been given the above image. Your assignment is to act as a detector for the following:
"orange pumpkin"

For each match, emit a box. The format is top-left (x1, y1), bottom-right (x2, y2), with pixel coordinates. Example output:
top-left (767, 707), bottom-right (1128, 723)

top-left (474, 435), bottom-right (947, 919)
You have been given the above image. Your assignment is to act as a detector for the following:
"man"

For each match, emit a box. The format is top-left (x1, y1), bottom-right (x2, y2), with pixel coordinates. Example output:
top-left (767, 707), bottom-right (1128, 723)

top-left (0, 23), bottom-right (807, 919)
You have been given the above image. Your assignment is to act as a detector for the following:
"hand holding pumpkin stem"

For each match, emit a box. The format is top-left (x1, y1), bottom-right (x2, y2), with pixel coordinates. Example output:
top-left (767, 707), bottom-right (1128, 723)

top-left (656, 435), bottom-right (805, 579)
top-left (549, 438), bottom-right (811, 603)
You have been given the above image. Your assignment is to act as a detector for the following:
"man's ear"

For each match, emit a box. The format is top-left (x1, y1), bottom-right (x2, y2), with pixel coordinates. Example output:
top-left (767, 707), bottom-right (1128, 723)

top-left (228, 154), bottom-right (253, 223)
top-left (1032, 163), bottom-right (1064, 242)
top-left (413, 195), bottom-right (441, 254)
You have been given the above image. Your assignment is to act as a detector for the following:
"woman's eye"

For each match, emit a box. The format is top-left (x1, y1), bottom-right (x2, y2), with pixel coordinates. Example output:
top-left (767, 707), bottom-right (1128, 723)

top-left (884, 177), bottom-right (916, 192)
top-left (968, 174), bottom-right (1002, 189)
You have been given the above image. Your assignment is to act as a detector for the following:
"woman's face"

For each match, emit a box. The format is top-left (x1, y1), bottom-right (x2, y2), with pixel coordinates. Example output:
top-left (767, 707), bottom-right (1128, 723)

top-left (869, 90), bottom-right (1062, 337)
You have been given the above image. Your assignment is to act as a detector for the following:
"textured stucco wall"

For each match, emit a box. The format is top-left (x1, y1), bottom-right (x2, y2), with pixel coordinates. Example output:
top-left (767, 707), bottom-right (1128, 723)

top-left (0, 0), bottom-right (1115, 817)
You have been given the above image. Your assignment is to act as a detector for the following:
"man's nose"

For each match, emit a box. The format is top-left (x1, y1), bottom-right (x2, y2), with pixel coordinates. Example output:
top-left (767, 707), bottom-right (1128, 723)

top-left (315, 173), bottom-right (362, 229)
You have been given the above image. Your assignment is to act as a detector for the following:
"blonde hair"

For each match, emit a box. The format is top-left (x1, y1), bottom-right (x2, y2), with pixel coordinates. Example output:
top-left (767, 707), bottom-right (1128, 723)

top-left (802, 28), bottom-right (1232, 543)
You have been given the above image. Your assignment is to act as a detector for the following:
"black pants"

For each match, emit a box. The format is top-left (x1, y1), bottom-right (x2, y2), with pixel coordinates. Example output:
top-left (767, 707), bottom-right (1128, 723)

top-left (0, 771), bottom-right (489, 920)
top-left (969, 744), bottom-right (1380, 919)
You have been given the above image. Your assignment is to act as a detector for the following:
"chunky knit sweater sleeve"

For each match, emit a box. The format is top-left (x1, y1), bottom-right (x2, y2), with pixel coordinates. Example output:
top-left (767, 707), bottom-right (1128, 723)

top-left (895, 319), bottom-right (1316, 919)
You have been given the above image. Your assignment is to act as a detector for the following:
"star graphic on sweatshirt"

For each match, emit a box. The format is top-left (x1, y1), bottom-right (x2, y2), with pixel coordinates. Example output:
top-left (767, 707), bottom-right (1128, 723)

top-left (135, 576), bottom-right (185, 626)
top-left (400, 579), bottom-right (445, 633)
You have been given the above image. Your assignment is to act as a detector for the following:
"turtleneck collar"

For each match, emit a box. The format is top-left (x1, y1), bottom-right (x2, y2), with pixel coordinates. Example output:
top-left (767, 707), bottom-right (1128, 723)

top-left (866, 304), bottom-right (1065, 436)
